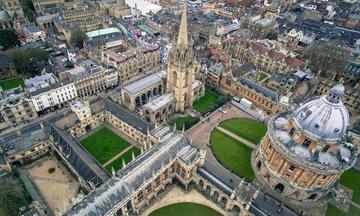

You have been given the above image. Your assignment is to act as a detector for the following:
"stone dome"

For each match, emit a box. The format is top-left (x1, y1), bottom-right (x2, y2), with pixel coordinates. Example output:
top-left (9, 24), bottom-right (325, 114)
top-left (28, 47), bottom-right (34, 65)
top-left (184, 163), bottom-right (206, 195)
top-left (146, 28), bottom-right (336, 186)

top-left (292, 84), bottom-right (349, 141)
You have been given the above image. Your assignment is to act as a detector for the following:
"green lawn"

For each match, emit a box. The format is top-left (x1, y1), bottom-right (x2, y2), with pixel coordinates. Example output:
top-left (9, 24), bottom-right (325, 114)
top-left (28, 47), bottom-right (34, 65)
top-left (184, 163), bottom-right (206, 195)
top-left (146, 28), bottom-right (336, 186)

top-left (168, 115), bottom-right (199, 130)
top-left (220, 119), bottom-right (267, 144)
top-left (193, 89), bottom-right (228, 115)
top-left (0, 77), bottom-right (24, 90)
top-left (149, 203), bottom-right (222, 216)
top-left (105, 147), bottom-right (141, 172)
top-left (259, 73), bottom-right (268, 81)
top-left (211, 129), bottom-right (254, 182)
top-left (80, 127), bottom-right (131, 164)
top-left (326, 169), bottom-right (360, 216)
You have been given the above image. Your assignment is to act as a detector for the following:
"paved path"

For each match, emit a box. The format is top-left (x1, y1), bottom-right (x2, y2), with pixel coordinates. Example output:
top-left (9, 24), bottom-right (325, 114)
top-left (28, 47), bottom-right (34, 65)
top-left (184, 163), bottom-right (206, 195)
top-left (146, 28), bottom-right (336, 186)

top-left (186, 104), bottom-right (254, 149)
top-left (216, 127), bottom-right (257, 149)
top-left (103, 145), bottom-right (134, 167)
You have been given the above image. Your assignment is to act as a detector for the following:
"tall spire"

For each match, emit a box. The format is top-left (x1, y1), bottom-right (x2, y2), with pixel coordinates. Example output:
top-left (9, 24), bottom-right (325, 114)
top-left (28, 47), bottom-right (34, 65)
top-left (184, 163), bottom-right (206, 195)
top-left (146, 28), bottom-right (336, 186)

top-left (177, 6), bottom-right (188, 45)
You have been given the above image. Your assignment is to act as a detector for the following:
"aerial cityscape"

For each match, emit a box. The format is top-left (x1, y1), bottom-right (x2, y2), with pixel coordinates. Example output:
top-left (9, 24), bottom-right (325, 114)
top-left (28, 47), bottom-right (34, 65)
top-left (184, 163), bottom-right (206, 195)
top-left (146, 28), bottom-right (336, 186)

top-left (0, 0), bottom-right (359, 216)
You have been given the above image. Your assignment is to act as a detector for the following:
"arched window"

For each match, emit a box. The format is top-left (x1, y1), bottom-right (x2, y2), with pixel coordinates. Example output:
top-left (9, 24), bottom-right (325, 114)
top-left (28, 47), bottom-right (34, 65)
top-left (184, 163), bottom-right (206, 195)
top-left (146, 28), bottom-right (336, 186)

top-left (172, 71), bottom-right (177, 87)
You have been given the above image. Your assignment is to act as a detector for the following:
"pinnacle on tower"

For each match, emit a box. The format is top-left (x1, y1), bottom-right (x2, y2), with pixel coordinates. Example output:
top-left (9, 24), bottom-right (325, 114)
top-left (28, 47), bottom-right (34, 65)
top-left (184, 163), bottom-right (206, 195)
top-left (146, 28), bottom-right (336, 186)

top-left (177, 6), bottom-right (188, 45)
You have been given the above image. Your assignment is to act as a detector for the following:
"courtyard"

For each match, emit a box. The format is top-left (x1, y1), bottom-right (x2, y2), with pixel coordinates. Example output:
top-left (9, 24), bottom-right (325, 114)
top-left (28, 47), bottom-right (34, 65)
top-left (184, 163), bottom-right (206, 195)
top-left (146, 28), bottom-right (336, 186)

top-left (26, 157), bottom-right (80, 215)
top-left (210, 128), bottom-right (255, 182)
top-left (193, 88), bottom-right (229, 115)
top-left (0, 77), bottom-right (24, 90)
top-left (80, 126), bottom-right (140, 172)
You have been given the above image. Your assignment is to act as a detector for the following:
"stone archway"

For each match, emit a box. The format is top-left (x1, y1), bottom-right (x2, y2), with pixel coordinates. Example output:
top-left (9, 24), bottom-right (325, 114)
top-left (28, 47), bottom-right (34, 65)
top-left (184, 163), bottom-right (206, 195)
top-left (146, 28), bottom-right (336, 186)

top-left (275, 183), bottom-right (284, 193)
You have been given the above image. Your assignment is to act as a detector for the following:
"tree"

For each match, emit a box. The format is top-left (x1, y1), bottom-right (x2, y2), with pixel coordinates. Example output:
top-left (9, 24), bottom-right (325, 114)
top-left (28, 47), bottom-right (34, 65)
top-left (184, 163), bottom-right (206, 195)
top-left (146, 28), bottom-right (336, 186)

top-left (70, 28), bottom-right (88, 48)
top-left (302, 40), bottom-right (350, 79)
top-left (266, 31), bottom-right (278, 40)
top-left (0, 175), bottom-right (31, 216)
top-left (0, 29), bottom-right (20, 50)
top-left (10, 48), bottom-right (49, 75)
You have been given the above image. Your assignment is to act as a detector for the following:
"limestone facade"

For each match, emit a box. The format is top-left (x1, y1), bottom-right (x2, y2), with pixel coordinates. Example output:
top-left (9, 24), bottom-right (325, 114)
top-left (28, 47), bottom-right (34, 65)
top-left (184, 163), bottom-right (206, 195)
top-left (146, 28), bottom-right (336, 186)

top-left (101, 45), bottom-right (161, 85)
top-left (252, 85), bottom-right (358, 210)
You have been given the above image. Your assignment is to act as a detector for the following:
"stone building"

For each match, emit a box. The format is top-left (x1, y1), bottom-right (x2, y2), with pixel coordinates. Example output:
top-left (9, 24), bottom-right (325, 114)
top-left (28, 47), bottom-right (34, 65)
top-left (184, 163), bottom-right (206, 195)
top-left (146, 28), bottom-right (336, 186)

top-left (0, 0), bottom-right (26, 30)
top-left (252, 84), bottom-right (358, 213)
top-left (120, 70), bottom-right (167, 111)
top-left (166, 7), bottom-right (205, 113)
top-left (101, 44), bottom-right (161, 85)
top-left (100, 0), bottom-right (131, 18)
top-left (222, 39), bottom-right (306, 74)
top-left (0, 87), bottom-right (38, 130)
top-left (142, 93), bottom-right (176, 125)
top-left (218, 64), bottom-right (281, 115)
top-left (59, 65), bottom-right (118, 98)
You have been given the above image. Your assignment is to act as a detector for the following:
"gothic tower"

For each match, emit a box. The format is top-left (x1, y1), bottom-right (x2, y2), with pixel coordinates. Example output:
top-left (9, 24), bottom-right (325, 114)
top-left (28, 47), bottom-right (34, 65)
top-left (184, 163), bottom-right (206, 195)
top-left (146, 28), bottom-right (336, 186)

top-left (167, 7), bottom-right (195, 113)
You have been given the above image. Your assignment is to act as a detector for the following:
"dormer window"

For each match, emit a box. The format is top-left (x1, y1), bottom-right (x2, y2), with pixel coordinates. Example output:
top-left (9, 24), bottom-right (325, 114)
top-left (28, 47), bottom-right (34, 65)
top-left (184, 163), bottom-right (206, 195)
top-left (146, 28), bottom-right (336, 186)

top-left (303, 139), bottom-right (311, 148)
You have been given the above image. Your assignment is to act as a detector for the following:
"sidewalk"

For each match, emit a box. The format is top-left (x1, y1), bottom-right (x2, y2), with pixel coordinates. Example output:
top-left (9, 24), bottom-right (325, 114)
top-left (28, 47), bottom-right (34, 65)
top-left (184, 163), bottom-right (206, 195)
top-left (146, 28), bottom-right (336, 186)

top-left (216, 127), bottom-right (257, 149)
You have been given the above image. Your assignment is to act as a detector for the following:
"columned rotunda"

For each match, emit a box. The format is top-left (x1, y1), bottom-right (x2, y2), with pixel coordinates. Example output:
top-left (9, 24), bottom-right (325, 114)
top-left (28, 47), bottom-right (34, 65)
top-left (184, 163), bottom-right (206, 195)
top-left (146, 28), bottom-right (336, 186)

top-left (252, 84), bottom-right (358, 209)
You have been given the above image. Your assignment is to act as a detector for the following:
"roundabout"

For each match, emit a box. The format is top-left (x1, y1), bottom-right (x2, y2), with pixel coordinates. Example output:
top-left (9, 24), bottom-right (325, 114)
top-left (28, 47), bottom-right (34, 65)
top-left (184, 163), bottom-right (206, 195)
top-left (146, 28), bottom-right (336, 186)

top-left (149, 202), bottom-right (223, 216)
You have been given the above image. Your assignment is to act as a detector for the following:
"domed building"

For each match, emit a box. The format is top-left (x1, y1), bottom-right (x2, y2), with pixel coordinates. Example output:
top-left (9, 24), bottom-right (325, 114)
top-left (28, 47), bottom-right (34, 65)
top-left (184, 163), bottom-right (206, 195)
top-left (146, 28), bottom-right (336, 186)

top-left (252, 84), bottom-right (358, 210)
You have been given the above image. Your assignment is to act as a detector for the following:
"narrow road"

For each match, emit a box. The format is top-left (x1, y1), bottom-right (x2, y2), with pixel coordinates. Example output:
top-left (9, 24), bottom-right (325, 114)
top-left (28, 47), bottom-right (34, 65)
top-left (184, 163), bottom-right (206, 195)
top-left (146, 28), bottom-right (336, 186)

top-left (216, 127), bottom-right (257, 149)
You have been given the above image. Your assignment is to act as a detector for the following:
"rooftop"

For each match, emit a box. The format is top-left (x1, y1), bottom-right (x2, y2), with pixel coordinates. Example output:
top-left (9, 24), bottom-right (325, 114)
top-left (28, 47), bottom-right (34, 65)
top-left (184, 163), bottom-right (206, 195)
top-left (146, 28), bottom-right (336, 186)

top-left (122, 70), bottom-right (166, 95)
top-left (143, 93), bottom-right (175, 112)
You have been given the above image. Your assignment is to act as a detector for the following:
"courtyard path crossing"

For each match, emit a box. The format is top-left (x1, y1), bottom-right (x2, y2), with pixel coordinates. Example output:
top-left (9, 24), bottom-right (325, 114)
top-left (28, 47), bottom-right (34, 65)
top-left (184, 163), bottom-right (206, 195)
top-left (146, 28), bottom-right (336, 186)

top-left (216, 127), bottom-right (257, 149)
top-left (103, 145), bottom-right (135, 167)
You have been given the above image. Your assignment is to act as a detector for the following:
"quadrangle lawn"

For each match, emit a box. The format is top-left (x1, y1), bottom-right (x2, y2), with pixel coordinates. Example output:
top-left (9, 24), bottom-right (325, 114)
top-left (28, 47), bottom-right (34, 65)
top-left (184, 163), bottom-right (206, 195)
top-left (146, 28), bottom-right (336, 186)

top-left (80, 127), bottom-right (131, 164)
top-left (220, 119), bottom-right (267, 144)
top-left (105, 147), bottom-right (141, 172)
top-left (0, 77), bottom-right (24, 90)
top-left (193, 89), bottom-right (227, 115)
top-left (149, 202), bottom-right (222, 216)
top-left (211, 129), bottom-right (254, 182)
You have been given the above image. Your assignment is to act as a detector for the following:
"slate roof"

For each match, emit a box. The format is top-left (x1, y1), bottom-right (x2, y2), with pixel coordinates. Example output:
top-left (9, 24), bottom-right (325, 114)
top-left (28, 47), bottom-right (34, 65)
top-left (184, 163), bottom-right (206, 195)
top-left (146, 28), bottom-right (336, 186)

top-left (64, 127), bottom-right (199, 216)
top-left (239, 78), bottom-right (279, 102)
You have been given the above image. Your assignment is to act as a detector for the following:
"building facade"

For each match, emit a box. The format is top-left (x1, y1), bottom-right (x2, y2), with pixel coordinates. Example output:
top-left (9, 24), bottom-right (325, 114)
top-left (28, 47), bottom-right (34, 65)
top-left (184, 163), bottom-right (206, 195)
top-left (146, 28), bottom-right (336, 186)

top-left (0, 87), bottom-right (38, 130)
top-left (252, 84), bottom-right (358, 212)
top-left (101, 44), bottom-right (161, 85)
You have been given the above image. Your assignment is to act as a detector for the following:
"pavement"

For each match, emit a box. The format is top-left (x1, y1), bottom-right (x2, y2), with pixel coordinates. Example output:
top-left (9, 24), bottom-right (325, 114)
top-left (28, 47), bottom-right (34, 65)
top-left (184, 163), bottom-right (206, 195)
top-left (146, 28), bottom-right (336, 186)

top-left (216, 126), bottom-right (257, 149)
top-left (185, 104), bottom-right (298, 216)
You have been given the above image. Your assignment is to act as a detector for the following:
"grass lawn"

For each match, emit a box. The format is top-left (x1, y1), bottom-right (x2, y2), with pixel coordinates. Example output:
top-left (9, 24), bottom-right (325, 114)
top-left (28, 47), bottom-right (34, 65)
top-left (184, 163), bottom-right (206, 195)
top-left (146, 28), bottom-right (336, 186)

top-left (220, 119), bottom-right (267, 144)
top-left (105, 147), bottom-right (141, 172)
top-left (211, 129), bottom-right (254, 181)
top-left (0, 77), bottom-right (24, 90)
top-left (149, 202), bottom-right (222, 216)
top-left (80, 127), bottom-right (131, 164)
top-left (168, 115), bottom-right (199, 130)
top-left (193, 89), bottom-right (228, 115)
top-left (259, 73), bottom-right (268, 81)
top-left (326, 169), bottom-right (360, 216)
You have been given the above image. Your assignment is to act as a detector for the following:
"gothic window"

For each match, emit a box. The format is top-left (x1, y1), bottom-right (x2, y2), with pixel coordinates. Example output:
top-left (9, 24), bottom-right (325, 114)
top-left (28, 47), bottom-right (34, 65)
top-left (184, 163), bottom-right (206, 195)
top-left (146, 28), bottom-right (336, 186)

top-left (225, 78), bottom-right (232, 86)
top-left (303, 139), bottom-right (311, 148)
top-left (172, 71), bottom-right (177, 86)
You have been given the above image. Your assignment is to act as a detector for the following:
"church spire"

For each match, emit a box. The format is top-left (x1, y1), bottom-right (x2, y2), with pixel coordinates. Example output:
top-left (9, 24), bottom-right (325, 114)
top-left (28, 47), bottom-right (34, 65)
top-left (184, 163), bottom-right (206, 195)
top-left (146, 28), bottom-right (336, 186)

top-left (177, 6), bottom-right (188, 45)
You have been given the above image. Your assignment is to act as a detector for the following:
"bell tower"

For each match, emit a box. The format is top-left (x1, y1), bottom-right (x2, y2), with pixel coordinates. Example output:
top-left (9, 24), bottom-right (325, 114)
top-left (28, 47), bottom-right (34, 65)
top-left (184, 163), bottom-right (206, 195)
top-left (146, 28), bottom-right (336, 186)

top-left (167, 7), bottom-right (195, 113)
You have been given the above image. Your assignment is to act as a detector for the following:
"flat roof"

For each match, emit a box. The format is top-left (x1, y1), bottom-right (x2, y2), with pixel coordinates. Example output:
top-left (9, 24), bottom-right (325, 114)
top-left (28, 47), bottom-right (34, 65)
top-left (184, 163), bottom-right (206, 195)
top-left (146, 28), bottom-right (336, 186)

top-left (86, 28), bottom-right (121, 39)
top-left (143, 93), bottom-right (175, 111)
top-left (122, 70), bottom-right (166, 95)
